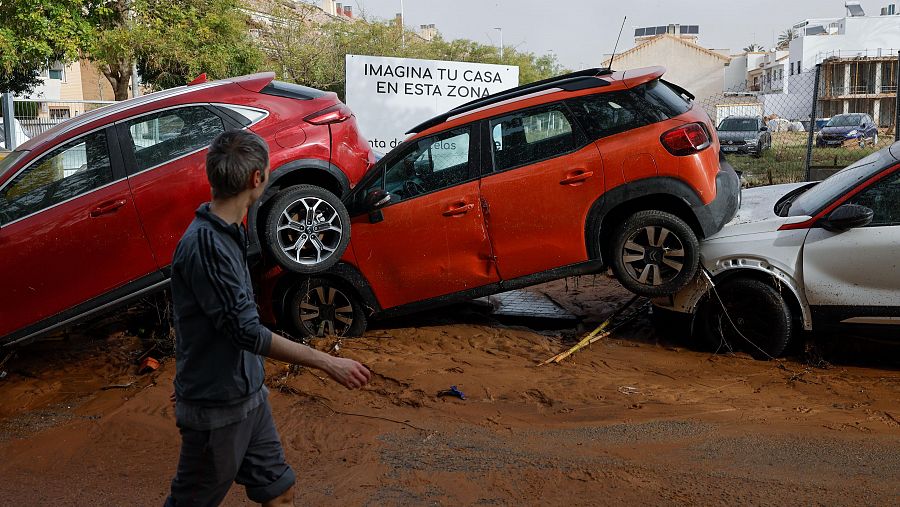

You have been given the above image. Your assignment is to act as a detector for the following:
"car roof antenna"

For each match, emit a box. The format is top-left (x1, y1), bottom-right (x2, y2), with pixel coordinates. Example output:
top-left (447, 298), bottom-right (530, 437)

top-left (606, 16), bottom-right (627, 73)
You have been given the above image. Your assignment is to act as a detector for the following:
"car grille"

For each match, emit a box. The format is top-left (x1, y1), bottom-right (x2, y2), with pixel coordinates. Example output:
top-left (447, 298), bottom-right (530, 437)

top-left (722, 140), bottom-right (746, 146)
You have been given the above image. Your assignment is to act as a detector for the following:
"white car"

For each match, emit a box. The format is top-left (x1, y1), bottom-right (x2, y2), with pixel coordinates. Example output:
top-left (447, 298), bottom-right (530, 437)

top-left (0, 118), bottom-right (30, 150)
top-left (655, 142), bottom-right (900, 358)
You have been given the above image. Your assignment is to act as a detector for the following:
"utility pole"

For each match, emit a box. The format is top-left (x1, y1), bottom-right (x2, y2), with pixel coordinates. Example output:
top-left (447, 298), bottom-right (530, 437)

top-left (1, 93), bottom-right (14, 150)
top-left (495, 27), bottom-right (503, 62)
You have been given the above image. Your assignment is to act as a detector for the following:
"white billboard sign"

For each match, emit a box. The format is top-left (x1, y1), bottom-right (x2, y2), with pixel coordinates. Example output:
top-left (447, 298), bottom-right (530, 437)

top-left (345, 54), bottom-right (519, 152)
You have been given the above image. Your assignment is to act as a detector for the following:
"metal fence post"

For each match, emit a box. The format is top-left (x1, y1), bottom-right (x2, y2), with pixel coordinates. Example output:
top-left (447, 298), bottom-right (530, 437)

top-left (804, 64), bottom-right (822, 181)
top-left (1, 93), bottom-right (14, 150)
top-left (895, 50), bottom-right (899, 142)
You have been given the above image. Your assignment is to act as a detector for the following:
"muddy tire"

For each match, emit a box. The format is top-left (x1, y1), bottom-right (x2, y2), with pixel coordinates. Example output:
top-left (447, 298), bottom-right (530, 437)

top-left (609, 210), bottom-right (700, 297)
top-left (697, 277), bottom-right (793, 359)
top-left (287, 277), bottom-right (367, 338)
top-left (264, 185), bottom-right (350, 274)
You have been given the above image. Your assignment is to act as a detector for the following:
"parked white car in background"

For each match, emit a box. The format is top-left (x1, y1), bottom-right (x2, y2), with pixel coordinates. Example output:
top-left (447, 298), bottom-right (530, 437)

top-left (0, 118), bottom-right (30, 150)
top-left (655, 142), bottom-right (900, 359)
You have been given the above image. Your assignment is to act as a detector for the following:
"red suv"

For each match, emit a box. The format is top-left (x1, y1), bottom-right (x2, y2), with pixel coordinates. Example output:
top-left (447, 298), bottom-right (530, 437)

top-left (263, 67), bottom-right (741, 338)
top-left (0, 72), bottom-right (372, 346)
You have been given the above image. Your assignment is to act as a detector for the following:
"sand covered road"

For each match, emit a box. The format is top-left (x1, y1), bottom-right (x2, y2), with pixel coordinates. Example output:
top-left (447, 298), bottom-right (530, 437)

top-left (0, 277), bottom-right (898, 506)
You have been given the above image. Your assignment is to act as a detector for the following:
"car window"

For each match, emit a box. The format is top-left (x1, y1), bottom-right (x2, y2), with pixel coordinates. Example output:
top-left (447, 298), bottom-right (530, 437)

top-left (0, 130), bottom-right (114, 223)
top-left (847, 170), bottom-right (900, 226)
top-left (567, 92), bottom-right (647, 141)
top-left (490, 106), bottom-right (575, 172)
top-left (718, 118), bottom-right (759, 131)
top-left (125, 106), bottom-right (225, 172)
top-left (376, 127), bottom-right (471, 202)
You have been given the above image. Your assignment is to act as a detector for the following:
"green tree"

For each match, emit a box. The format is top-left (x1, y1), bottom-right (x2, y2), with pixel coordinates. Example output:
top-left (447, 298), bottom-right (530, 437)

top-left (263, 5), bottom-right (565, 99)
top-left (0, 0), bottom-right (91, 94)
top-left (743, 43), bottom-right (765, 52)
top-left (133, 0), bottom-right (264, 92)
top-left (2, 0), bottom-right (263, 100)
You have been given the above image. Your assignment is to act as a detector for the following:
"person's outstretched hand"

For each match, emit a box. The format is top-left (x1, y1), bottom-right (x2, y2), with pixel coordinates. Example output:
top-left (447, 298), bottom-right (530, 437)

top-left (325, 356), bottom-right (371, 389)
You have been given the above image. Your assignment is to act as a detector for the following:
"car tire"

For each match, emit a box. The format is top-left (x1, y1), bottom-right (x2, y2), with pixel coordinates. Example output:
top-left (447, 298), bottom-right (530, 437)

top-left (697, 277), bottom-right (793, 359)
top-left (286, 277), bottom-right (367, 338)
top-left (609, 210), bottom-right (700, 297)
top-left (264, 185), bottom-right (350, 274)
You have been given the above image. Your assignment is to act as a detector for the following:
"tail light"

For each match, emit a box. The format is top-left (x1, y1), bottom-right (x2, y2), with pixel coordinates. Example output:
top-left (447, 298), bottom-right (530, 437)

top-left (660, 123), bottom-right (710, 156)
top-left (304, 104), bottom-right (353, 125)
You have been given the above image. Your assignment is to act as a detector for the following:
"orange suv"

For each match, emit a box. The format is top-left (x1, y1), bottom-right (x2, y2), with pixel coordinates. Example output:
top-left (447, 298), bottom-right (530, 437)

top-left (262, 67), bottom-right (740, 337)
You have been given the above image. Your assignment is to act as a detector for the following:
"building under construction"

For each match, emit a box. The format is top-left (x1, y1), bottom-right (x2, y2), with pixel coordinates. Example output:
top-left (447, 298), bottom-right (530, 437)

top-left (818, 51), bottom-right (898, 129)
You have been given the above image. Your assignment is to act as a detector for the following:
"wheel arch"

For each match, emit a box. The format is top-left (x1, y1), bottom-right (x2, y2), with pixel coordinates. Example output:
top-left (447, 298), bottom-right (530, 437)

top-left (248, 159), bottom-right (351, 257)
top-left (586, 178), bottom-right (705, 263)
top-left (674, 263), bottom-right (812, 331)
top-left (271, 262), bottom-right (381, 328)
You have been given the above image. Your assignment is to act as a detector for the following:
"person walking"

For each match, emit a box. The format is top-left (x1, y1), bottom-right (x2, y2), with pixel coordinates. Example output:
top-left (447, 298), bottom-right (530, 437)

top-left (165, 130), bottom-right (371, 506)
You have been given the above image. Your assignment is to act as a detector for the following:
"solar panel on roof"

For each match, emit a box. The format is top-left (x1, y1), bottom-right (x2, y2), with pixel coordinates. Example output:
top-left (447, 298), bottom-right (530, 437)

top-left (635, 28), bottom-right (645, 36)
top-left (655, 26), bottom-right (666, 34)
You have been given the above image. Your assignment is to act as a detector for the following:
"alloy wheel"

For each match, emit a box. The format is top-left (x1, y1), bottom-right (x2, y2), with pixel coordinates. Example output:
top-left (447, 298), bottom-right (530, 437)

top-left (276, 197), bottom-right (343, 266)
top-left (620, 226), bottom-right (686, 286)
top-left (298, 285), bottom-right (355, 336)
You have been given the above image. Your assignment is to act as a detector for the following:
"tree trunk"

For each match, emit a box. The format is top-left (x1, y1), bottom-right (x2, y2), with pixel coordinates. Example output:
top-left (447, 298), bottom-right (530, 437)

top-left (102, 60), bottom-right (133, 102)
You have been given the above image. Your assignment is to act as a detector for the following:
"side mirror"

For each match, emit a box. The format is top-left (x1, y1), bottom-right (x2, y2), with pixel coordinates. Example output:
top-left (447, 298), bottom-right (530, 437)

top-left (759, 126), bottom-right (768, 132)
top-left (821, 203), bottom-right (873, 232)
top-left (364, 188), bottom-right (391, 211)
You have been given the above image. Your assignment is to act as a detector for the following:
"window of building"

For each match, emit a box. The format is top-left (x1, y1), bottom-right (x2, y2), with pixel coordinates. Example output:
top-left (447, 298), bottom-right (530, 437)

top-left (0, 130), bottom-right (114, 223)
top-left (797, 61), bottom-right (801, 73)
top-left (124, 106), bottom-right (225, 172)
top-left (790, 62), bottom-right (795, 76)
top-left (49, 108), bottom-right (71, 120)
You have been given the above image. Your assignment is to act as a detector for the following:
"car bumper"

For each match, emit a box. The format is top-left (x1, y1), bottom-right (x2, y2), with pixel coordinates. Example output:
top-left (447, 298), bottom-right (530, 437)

top-left (720, 144), bottom-right (758, 154)
top-left (693, 160), bottom-right (741, 238)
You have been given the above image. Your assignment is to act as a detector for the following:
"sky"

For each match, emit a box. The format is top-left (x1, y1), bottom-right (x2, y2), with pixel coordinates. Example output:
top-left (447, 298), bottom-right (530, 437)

top-left (346, 0), bottom-right (896, 68)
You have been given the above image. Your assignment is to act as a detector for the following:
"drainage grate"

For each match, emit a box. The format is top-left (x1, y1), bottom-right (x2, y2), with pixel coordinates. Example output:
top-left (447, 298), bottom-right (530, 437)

top-left (483, 290), bottom-right (577, 321)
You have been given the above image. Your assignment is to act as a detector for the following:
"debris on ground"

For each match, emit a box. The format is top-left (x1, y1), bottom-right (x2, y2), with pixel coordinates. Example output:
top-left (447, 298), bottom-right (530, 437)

top-left (437, 385), bottom-right (466, 400)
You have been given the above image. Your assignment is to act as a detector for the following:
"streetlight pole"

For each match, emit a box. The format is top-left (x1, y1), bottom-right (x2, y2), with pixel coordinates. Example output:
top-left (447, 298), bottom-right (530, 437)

top-left (400, 0), bottom-right (405, 47)
top-left (494, 27), bottom-right (503, 62)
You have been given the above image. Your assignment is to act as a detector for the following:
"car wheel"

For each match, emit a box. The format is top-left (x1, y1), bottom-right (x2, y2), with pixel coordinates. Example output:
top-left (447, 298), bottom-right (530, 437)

top-left (698, 277), bottom-right (793, 359)
top-left (264, 185), bottom-right (350, 274)
top-left (609, 210), bottom-right (700, 297)
top-left (287, 277), bottom-right (367, 338)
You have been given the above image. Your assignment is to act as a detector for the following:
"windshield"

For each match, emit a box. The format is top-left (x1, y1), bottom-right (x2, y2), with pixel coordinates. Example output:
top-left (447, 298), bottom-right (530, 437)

top-left (789, 149), bottom-right (894, 216)
top-left (825, 114), bottom-right (863, 127)
top-left (718, 118), bottom-right (758, 131)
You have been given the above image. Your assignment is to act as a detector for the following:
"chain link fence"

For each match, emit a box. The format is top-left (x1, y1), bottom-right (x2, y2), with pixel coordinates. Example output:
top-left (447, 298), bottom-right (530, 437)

top-left (700, 51), bottom-right (899, 187)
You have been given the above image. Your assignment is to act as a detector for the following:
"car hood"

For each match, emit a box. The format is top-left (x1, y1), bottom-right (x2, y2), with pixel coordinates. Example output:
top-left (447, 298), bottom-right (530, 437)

top-left (717, 130), bottom-right (758, 141)
top-left (706, 182), bottom-right (811, 239)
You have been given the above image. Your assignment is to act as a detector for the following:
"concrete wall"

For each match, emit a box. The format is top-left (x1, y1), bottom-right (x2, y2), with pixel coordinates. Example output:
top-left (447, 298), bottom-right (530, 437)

top-left (724, 54), bottom-right (747, 91)
top-left (610, 36), bottom-right (728, 104)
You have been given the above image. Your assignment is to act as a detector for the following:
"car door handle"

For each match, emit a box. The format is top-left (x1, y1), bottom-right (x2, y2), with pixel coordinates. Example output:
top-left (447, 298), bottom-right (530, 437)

top-left (90, 199), bottom-right (127, 217)
top-left (560, 171), bottom-right (594, 185)
top-left (442, 203), bottom-right (474, 217)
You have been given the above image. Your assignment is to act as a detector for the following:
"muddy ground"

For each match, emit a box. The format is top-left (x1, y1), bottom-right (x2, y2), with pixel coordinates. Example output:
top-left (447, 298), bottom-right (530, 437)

top-left (0, 276), bottom-right (898, 506)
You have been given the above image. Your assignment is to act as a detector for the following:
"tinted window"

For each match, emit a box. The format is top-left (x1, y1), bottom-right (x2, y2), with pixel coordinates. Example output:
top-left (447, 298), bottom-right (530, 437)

top-left (567, 79), bottom-right (691, 141)
top-left (847, 170), bottom-right (900, 226)
top-left (125, 106), bottom-right (225, 172)
top-left (718, 118), bottom-right (759, 131)
top-left (0, 130), bottom-right (114, 223)
top-left (490, 106), bottom-right (575, 172)
top-left (374, 127), bottom-right (472, 202)
top-left (825, 114), bottom-right (864, 127)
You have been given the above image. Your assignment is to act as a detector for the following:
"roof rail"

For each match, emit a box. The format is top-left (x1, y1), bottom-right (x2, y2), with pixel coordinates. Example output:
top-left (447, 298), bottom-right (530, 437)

top-left (406, 68), bottom-right (614, 134)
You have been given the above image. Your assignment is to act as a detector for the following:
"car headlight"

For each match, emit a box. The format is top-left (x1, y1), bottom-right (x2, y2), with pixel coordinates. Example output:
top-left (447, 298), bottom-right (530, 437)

top-left (744, 138), bottom-right (758, 143)
top-left (847, 129), bottom-right (858, 137)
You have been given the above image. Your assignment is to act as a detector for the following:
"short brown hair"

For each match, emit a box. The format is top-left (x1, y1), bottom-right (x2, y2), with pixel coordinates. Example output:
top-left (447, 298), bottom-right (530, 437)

top-left (205, 130), bottom-right (269, 199)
